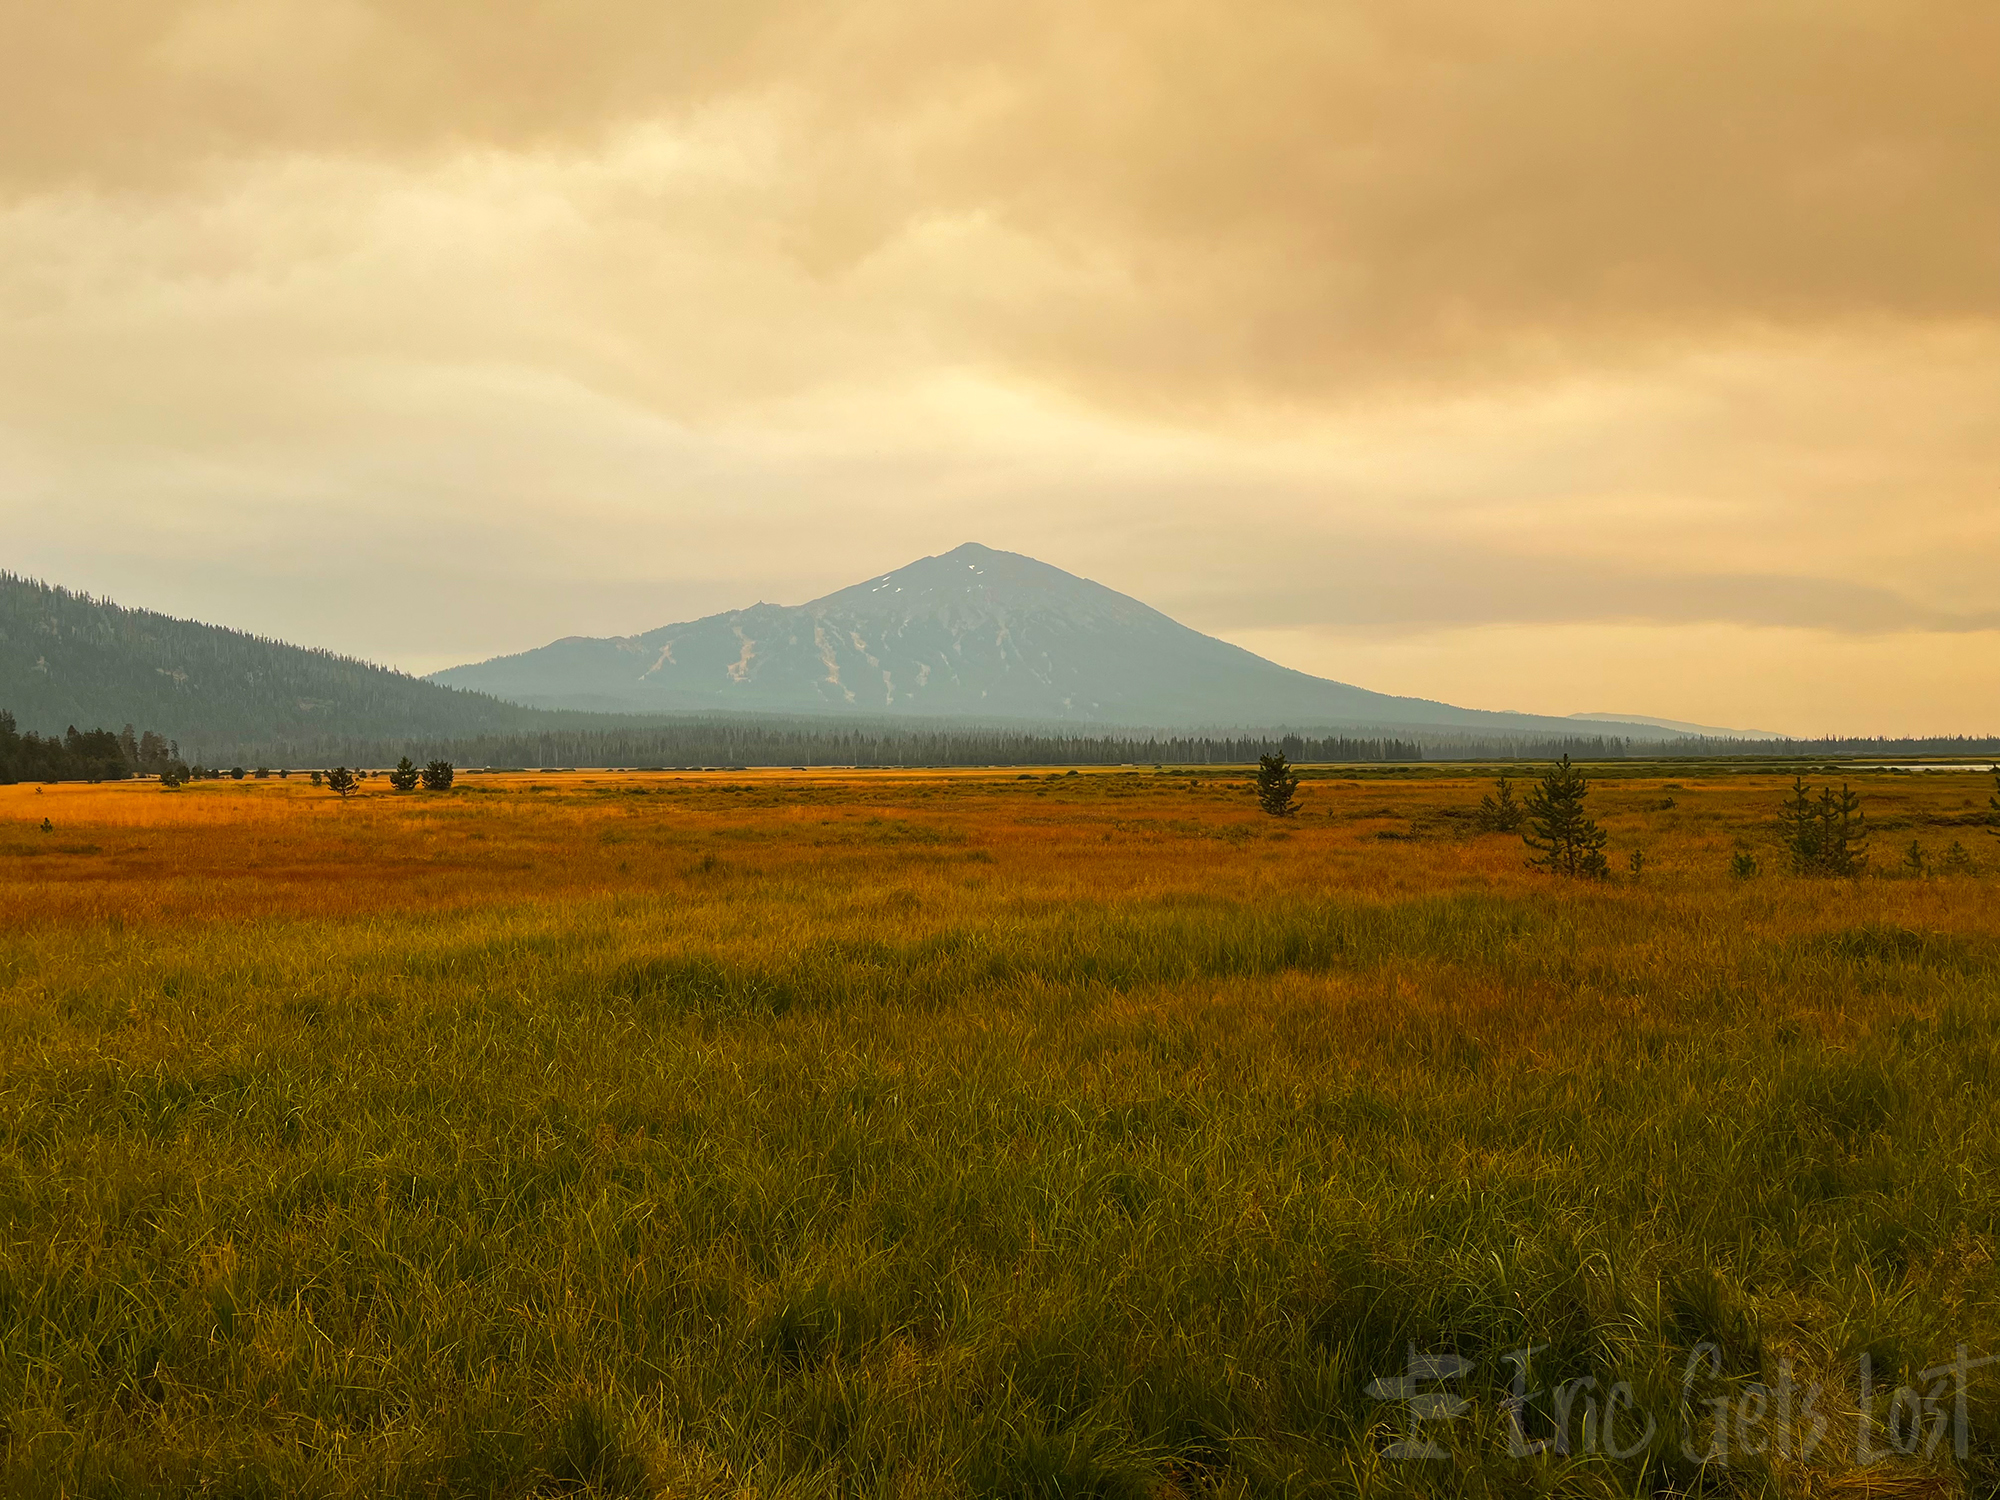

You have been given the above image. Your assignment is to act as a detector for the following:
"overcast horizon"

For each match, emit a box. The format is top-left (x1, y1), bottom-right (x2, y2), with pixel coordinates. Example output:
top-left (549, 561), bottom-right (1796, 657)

top-left (5, 4), bottom-right (1996, 737)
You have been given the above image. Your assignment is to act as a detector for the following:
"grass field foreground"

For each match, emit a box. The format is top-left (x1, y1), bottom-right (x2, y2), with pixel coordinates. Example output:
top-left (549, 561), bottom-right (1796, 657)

top-left (3, 766), bottom-right (1998, 1497)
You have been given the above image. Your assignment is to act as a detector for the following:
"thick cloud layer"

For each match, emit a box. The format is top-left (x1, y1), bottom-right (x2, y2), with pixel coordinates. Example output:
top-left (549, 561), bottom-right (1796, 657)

top-left (4, 3), bottom-right (1995, 732)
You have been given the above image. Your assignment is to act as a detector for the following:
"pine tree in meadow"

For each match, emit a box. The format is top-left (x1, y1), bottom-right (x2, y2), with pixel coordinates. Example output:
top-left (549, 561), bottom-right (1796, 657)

top-left (1475, 774), bottom-right (1524, 832)
top-left (1254, 752), bottom-right (1301, 817)
top-left (421, 760), bottom-right (456, 792)
top-left (322, 767), bottom-right (358, 799)
top-left (1812, 783), bottom-right (1868, 876)
top-left (1778, 777), bottom-right (1823, 874)
top-left (1780, 777), bottom-right (1868, 876)
top-left (1522, 755), bottom-right (1609, 878)
top-left (388, 756), bottom-right (420, 791)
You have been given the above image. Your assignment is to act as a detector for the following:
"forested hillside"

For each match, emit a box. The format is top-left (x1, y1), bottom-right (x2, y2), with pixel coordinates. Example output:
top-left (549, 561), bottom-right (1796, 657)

top-left (0, 574), bottom-right (547, 751)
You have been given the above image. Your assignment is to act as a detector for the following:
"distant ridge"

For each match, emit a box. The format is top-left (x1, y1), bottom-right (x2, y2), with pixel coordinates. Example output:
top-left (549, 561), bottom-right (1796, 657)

top-left (433, 543), bottom-right (1689, 740)
top-left (0, 572), bottom-right (549, 753)
top-left (1568, 711), bottom-right (1781, 740)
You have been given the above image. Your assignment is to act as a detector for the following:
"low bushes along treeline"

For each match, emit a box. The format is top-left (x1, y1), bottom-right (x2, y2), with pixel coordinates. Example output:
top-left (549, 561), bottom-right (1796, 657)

top-left (0, 710), bottom-right (457, 792)
top-left (1255, 749), bottom-right (1999, 880)
top-left (308, 760), bottom-right (455, 797)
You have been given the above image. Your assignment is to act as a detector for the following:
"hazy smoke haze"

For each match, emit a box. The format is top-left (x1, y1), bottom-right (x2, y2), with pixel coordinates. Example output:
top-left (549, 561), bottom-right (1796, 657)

top-left (4, 2), bottom-right (1995, 733)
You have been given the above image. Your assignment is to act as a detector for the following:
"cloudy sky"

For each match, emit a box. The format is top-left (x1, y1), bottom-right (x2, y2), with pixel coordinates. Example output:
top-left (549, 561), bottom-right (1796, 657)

top-left (4, 2), bottom-right (1995, 735)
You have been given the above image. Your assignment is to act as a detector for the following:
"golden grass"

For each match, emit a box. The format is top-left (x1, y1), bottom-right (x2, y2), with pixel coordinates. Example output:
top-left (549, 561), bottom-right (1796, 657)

top-left (1, 764), bottom-right (1996, 1496)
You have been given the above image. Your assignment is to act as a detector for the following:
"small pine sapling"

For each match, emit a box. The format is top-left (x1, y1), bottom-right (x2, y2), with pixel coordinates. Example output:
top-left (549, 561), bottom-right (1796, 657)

top-left (1815, 783), bottom-right (1869, 876)
top-left (1475, 775), bottom-right (1524, 832)
top-left (1778, 777), bottom-right (1822, 874)
top-left (1779, 778), bottom-right (1868, 876)
top-left (1254, 752), bottom-right (1301, 817)
top-left (1522, 755), bottom-right (1609, 878)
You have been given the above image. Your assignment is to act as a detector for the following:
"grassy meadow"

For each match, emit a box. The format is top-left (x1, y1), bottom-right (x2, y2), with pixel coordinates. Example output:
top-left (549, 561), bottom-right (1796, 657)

top-left (2, 763), bottom-right (1998, 1498)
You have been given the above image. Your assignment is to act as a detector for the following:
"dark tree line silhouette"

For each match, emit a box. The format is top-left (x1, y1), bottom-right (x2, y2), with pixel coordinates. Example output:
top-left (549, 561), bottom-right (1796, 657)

top-left (219, 724), bottom-right (1631, 770)
top-left (0, 712), bottom-right (180, 784)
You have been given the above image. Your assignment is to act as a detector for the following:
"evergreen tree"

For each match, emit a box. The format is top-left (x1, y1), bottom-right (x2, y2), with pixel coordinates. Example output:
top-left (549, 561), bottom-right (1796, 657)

top-left (388, 756), bottom-right (421, 791)
top-left (322, 766), bottom-right (358, 798)
top-left (421, 760), bottom-right (456, 791)
top-left (1522, 755), bottom-right (1609, 877)
top-left (1990, 769), bottom-right (1999, 839)
top-left (1254, 752), bottom-right (1301, 816)
top-left (1814, 783), bottom-right (1868, 876)
top-left (1778, 777), bottom-right (1823, 873)
top-left (1780, 777), bottom-right (1868, 876)
top-left (1474, 774), bottom-right (1524, 832)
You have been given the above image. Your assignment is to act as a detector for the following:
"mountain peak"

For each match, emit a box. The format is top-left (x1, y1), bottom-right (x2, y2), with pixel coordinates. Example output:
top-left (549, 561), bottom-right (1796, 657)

top-left (428, 546), bottom-right (1691, 738)
top-left (806, 543), bottom-right (1135, 619)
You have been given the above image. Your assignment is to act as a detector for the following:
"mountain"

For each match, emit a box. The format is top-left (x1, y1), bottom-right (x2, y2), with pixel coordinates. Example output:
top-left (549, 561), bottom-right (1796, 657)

top-left (433, 543), bottom-right (1688, 739)
top-left (1567, 712), bottom-right (1782, 740)
top-left (0, 572), bottom-right (548, 752)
